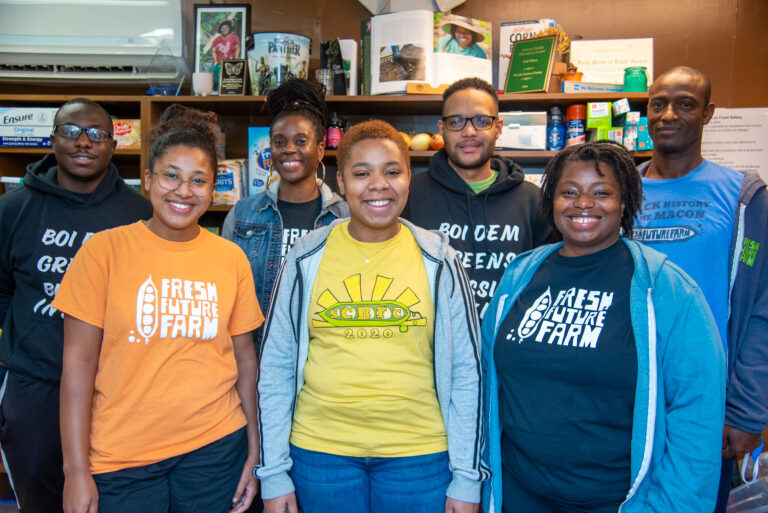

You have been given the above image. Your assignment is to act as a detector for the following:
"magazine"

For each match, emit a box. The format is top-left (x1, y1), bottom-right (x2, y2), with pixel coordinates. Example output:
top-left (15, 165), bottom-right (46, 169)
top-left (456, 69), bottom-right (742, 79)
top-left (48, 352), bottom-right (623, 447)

top-left (369, 10), bottom-right (491, 95)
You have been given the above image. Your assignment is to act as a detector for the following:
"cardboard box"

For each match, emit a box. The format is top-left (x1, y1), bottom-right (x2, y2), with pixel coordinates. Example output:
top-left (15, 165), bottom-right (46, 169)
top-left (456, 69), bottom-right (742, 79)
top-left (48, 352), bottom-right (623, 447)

top-left (112, 119), bottom-right (140, 150)
top-left (497, 111), bottom-right (547, 150)
top-left (587, 102), bottom-right (612, 129)
top-left (591, 127), bottom-right (624, 145)
top-left (561, 81), bottom-right (623, 93)
top-left (0, 107), bottom-right (57, 147)
top-left (248, 127), bottom-right (271, 196)
top-left (612, 98), bottom-right (630, 116)
top-left (623, 125), bottom-right (638, 151)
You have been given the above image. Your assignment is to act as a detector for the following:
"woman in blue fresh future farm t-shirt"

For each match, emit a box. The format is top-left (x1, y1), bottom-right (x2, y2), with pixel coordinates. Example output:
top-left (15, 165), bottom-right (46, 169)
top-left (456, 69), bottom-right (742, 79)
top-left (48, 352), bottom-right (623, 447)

top-left (481, 142), bottom-right (725, 513)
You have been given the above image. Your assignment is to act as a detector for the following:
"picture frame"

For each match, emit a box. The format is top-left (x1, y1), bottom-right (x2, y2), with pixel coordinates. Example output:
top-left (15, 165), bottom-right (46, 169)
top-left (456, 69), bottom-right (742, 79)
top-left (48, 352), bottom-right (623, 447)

top-left (194, 4), bottom-right (250, 77)
top-left (504, 35), bottom-right (558, 94)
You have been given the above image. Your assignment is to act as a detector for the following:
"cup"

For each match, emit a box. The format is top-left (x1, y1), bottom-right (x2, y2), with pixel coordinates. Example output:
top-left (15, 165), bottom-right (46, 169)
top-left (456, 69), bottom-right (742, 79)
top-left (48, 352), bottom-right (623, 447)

top-left (192, 72), bottom-right (214, 96)
top-left (315, 69), bottom-right (333, 96)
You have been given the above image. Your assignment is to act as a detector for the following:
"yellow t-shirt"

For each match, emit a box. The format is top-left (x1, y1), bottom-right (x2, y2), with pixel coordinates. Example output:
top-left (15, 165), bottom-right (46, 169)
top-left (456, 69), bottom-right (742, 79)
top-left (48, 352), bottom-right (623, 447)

top-left (290, 222), bottom-right (447, 457)
top-left (53, 221), bottom-right (263, 474)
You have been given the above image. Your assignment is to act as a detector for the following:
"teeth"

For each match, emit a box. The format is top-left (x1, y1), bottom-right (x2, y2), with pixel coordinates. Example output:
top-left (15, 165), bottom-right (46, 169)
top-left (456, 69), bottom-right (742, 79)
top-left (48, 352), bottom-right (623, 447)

top-left (571, 217), bottom-right (598, 224)
top-left (169, 202), bottom-right (192, 210)
top-left (367, 200), bottom-right (390, 207)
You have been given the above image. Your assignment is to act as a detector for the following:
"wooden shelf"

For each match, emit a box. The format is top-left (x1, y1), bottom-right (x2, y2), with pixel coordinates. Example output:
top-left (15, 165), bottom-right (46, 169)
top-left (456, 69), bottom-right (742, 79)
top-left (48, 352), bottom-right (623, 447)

top-left (0, 147), bottom-right (141, 155)
top-left (324, 149), bottom-right (652, 163)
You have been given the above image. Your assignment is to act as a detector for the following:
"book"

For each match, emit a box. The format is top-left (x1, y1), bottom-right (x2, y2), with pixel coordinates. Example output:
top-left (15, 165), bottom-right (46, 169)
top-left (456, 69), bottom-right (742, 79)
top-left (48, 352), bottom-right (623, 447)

top-left (361, 19), bottom-right (372, 96)
top-left (369, 10), bottom-right (491, 95)
top-left (498, 19), bottom-right (556, 91)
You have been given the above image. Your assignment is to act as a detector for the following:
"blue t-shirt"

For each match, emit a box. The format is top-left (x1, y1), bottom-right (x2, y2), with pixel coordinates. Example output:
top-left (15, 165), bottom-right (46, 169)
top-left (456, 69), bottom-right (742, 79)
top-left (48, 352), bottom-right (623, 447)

top-left (634, 160), bottom-right (742, 347)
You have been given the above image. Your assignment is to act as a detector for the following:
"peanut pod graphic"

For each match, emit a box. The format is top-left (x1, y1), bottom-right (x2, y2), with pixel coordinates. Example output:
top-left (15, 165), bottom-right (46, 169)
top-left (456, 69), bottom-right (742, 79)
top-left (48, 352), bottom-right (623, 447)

top-left (136, 276), bottom-right (159, 342)
top-left (517, 286), bottom-right (552, 340)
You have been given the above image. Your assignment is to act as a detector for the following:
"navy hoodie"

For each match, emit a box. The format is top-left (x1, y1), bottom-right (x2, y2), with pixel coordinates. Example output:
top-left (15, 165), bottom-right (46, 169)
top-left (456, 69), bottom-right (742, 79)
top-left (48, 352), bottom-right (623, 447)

top-left (0, 154), bottom-right (152, 382)
top-left (403, 150), bottom-right (554, 318)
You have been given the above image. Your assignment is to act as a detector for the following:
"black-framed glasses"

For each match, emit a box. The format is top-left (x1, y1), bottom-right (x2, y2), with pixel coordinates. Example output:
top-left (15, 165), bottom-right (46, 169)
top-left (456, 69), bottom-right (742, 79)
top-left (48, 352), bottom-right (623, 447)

top-left (151, 170), bottom-right (214, 196)
top-left (441, 115), bottom-right (498, 131)
top-left (54, 123), bottom-right (113, 143)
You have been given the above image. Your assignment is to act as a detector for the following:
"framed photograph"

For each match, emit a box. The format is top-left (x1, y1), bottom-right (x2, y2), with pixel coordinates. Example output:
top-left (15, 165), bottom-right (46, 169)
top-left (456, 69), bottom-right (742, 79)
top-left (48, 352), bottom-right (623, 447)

top-left (194, 4), bottom-right (250, 77)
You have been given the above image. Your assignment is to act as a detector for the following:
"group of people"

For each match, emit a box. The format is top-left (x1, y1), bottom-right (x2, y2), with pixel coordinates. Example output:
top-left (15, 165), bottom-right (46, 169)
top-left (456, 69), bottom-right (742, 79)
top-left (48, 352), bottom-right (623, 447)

top-left (0, 67), bottom-right (764, 513)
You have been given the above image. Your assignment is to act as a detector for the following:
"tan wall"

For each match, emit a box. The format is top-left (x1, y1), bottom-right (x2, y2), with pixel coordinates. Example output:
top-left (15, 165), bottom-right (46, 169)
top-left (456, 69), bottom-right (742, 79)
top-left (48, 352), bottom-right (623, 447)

top-left (181, 0), bottom-right (768, 107)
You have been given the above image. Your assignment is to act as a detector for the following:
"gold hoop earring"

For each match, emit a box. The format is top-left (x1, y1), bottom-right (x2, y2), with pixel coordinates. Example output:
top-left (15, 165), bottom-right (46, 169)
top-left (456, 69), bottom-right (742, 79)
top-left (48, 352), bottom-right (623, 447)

top-left (317, 161), bottom-right (326, 186)
top-left (266, 164), bottom-right (274, 186)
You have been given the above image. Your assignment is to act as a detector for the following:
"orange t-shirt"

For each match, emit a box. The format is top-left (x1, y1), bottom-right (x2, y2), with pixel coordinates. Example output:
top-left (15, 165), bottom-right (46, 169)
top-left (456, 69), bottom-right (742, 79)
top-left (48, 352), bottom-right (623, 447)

top-left (53, 221), bottom-right (263, 474)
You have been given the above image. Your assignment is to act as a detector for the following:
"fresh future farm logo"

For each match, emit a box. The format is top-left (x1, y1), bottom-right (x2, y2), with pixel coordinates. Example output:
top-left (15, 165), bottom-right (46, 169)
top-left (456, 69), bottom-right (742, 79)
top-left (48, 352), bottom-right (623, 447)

top-left (312, 274), bottom-right (427, 338)
top-left (132, 276), bottom-right (219, 343)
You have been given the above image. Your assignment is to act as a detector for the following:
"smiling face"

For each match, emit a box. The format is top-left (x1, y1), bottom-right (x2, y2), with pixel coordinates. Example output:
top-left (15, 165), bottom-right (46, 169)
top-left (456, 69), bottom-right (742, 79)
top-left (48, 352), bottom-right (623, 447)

top-left (647, 71), bottom-right (714, 157)
top-left (454, 26), bottom-right (474, 49)
top-left (271, 114), bottom-right (324, 189)
top-left (51, 102), bottom-right (116, 194)
top-left (553, 160), bottom-right (624, 257)
top-left (337, 138), bottom-right (410, 243)
top-left (439, 88), bottom-right (502, 176)
top-left (143, 145), bottom-right (214, 242)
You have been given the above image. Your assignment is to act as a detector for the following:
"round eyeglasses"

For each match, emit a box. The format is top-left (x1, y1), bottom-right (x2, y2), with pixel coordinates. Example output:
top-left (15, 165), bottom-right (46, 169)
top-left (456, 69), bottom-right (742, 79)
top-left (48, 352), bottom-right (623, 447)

top-left (54, 123), bottom-right (113, 143)
top-left (441, 115), bottom-right (498, 131)
top-left (151, 171), bottom-right (215, 196)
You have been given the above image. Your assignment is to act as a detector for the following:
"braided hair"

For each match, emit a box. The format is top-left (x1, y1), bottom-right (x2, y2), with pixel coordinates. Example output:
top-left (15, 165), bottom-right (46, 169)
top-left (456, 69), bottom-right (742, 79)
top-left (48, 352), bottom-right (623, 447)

top-left (540, 142), bottom-right (643, 237)
top-left (148, 104), bottom-right (219, 172)
top-left (266, 78), bottom-right (328, 142)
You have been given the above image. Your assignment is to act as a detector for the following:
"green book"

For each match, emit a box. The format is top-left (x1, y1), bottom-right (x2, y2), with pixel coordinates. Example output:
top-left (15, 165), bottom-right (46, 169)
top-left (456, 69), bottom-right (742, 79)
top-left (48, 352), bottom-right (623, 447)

top-left (504, 36), bottom-right (557, 93)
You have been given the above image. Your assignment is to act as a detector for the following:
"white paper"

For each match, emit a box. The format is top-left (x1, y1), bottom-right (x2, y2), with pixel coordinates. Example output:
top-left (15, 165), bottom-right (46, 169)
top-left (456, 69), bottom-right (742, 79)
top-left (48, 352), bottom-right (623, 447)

top-left (702, 107), bottom-right (768, 183)
top-left (569, 38), bottom-right (653, 85)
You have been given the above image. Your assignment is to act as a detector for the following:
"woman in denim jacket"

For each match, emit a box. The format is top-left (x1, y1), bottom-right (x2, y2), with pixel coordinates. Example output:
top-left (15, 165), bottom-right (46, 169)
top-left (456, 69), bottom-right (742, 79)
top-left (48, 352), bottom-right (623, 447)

top-left (223, 79), bottom-right (348, 328)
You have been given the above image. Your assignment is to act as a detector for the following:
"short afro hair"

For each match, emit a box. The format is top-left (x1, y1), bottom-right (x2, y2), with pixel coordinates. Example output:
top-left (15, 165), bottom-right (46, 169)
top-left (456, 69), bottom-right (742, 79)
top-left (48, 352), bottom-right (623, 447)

top-left (336, 119), bottom-right (409, 172)
top-left (539, 142), bottom-right (643, 238)
top-left (442, 77), bottom-right (498, 114)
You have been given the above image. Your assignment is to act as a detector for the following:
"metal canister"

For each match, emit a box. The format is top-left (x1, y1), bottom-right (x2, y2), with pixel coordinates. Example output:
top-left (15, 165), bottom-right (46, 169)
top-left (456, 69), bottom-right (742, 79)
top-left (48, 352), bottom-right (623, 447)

top-left (566, 104), bottom-right (586, 146)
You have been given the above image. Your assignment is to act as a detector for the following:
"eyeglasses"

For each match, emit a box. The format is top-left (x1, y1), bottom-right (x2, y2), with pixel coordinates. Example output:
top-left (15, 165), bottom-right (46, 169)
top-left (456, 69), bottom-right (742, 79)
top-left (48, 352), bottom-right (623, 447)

top-left (441, 115), bottom-right (497, 131)
top-left (54, 123), bottom-right (113, 143)
top-left (151, 171), bottom-right (214, 196)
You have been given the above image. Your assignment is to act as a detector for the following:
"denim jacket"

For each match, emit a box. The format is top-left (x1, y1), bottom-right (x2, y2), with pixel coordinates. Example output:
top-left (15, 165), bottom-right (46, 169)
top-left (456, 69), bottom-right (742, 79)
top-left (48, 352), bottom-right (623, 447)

top-left (222, 179), bottom-right (348, 318)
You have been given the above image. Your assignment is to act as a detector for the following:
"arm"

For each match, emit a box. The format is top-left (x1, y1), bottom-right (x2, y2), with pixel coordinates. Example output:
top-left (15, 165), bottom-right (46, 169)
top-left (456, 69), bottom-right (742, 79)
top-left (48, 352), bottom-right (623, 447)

top-left (229, 331), bottom-right (260, 513)
top-left (60, 315), bottom-right (103, 513)
top-left (644, 285), bottom-right (725, 512)
top-left (442, 253), bottom-right (486, 505)
top-left (255, 258), bottom-right (299, 505)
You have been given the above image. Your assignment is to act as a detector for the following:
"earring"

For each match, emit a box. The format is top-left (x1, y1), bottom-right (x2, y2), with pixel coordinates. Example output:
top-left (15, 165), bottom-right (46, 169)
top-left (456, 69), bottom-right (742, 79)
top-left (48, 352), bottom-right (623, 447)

top-left (317, 161), bottom-right (326, 186)
top-left (266, 164), bottom-right (274, 186)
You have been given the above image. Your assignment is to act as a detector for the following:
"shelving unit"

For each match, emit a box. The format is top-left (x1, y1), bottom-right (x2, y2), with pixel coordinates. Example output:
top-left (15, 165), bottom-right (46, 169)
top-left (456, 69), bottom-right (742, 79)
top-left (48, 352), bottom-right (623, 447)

top-left (1, 91), bottom-right (651, 212)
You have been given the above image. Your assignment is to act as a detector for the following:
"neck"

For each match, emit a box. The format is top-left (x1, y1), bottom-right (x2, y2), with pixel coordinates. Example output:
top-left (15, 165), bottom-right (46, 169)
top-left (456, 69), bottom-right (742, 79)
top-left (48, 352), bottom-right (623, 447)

top-left (56, 167), bottom-right (107, 194)
top-left (448, 160), bottom-right (494, 183)
top-left (145, 218), bottom-right (201, 242)
top-left (646, 146), bottom-right (704, 179)
top-left (347, 220), bottom-right (401, 243)
top-left (277, 177), bottom-right (320, 203)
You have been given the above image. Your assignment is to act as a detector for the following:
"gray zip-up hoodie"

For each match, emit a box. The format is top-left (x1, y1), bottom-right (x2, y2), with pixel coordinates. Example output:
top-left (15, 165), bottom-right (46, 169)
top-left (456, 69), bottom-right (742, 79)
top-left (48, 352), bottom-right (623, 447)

top-left (256, 219), bottom-right (489, 503)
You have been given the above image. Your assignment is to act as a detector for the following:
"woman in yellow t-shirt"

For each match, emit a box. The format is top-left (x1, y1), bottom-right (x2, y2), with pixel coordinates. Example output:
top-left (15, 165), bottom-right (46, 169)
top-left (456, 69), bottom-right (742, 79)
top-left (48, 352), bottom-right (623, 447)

top-left (55, 108), bottom-right (263, 513)
top-left (257, 120), bottom-right (485, 513)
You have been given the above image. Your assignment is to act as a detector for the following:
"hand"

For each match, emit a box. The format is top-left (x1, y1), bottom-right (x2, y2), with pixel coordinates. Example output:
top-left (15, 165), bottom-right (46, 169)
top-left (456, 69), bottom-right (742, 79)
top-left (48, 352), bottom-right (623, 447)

top-left (445, 497), bottom-right (479, 513)
top-left (63, 471), bottom-right (98, 513)
top-left (229, 462), bottom-right (259, 513)
top-left (722, 424), bottom-right (763, 459)
top-left (264, 492), bottom-right (298, 513)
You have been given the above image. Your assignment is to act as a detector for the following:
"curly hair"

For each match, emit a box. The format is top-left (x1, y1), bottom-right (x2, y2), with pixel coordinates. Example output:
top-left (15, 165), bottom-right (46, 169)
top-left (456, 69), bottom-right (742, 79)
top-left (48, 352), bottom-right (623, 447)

top-left (442, 77), bottom-right (498, 113)
top-left (539, 142), bottom-right (643, 237)
top-left (148, 104), bottom-right (219, 173)
top-left (266, 78), bottom-right (329, 142)
top-left (336, 120), bottom-right (409, 171)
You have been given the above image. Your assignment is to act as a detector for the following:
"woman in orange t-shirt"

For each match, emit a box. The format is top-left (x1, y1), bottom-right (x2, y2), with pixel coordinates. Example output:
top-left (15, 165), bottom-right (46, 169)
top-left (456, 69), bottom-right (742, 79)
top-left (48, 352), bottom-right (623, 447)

top-left (55, 108), bottom-right (263, 513)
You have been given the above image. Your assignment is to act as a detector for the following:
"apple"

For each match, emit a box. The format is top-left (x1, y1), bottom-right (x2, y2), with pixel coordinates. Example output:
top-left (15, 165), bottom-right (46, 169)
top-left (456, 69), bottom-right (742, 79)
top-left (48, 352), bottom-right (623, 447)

top-left (410, 133), bottom-right (431, 151)
top-left (429, 133), bottom-right (444, 150)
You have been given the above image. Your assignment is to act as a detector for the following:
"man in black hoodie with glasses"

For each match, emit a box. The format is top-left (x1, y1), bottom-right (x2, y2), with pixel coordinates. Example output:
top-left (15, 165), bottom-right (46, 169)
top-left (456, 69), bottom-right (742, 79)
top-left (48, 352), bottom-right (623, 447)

top-left (0, 98), bottom-right (151, 512)
top-left (403, 78), bottom-right (553, 319)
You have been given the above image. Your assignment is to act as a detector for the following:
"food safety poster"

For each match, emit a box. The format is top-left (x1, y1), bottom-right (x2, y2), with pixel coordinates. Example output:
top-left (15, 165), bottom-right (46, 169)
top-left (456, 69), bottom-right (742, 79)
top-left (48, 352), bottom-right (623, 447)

top-left (702, 108), bottom-right (768, 183)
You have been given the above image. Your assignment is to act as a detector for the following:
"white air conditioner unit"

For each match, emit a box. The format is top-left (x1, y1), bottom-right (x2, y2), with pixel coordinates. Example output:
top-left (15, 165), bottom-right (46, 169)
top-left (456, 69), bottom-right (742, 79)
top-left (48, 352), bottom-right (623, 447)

top-left (0, 0), bottom-right (185, 83)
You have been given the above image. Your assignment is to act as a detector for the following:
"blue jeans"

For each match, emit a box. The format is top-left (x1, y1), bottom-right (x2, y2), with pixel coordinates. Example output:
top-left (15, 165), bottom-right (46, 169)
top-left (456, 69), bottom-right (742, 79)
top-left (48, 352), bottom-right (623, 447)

top-left (289, 444), bottom-right (451, 513)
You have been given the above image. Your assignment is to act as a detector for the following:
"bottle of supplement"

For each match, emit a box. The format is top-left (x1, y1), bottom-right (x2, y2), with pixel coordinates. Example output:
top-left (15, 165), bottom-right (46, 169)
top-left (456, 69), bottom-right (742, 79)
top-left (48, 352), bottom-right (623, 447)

top-left (547, 106), bottom-right (565, 151)
top-left (325, 112), bottom-right (343, 150)
top-left (565, 104), bottom-right (586, 146)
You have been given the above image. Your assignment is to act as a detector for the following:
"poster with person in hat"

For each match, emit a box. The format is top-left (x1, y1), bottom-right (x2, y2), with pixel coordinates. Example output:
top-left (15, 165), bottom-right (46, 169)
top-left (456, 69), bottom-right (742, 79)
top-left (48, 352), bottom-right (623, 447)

top-left (434, 14), bottom-right (490, 60)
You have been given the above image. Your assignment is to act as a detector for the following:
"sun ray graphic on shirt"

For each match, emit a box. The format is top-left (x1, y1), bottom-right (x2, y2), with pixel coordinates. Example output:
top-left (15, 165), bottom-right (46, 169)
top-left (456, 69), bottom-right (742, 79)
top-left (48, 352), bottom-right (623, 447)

top-left (313, 274), bottom-right (427, 332)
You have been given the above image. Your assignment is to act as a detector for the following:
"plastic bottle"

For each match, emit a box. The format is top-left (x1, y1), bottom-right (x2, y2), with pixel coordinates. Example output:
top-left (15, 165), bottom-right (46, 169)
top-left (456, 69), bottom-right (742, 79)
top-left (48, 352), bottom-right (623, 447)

top-left (325, 112), bottom-right (344, 150)
top-left (547, 106), bottom-right (565, 151)
top-left (565, 104), bottom-right (586, 146)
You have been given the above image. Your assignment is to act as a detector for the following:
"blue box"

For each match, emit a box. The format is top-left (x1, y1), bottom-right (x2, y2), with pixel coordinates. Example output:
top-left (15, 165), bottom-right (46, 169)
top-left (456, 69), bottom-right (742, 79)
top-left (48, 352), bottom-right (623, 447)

top-left (248, 127), bottom-right (271, 196)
